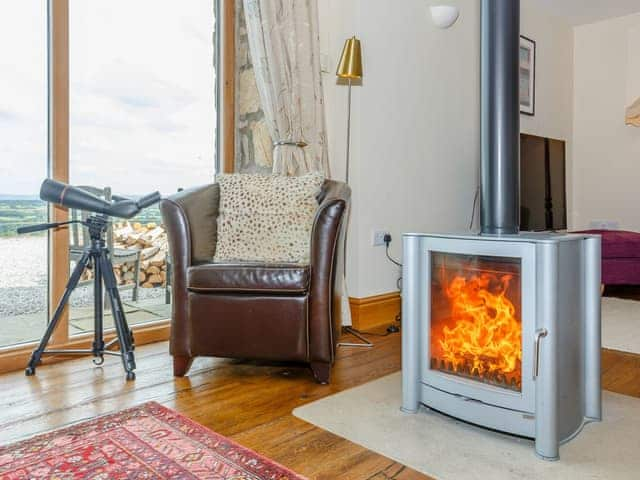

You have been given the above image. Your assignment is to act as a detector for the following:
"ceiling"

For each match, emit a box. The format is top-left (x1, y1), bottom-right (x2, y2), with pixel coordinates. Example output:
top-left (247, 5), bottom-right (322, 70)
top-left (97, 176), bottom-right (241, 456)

top-left (533, 0), bottom-right (640, 25)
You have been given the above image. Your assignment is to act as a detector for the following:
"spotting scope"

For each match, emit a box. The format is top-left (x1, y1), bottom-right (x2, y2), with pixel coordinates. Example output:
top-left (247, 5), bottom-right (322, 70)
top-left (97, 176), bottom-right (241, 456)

top-left (17, 180), bottom-right (161, 234)
top-left (40, 179), bottom-right (160, 218)
top-left (18, 179), bottom-right (161, 380)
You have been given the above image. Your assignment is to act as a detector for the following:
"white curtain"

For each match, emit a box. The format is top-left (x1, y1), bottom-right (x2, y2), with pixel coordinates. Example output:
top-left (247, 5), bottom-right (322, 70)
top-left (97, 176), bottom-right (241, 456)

top-left (626, 97), bottom-right (640, 126)
top-left (242, 0), bottom-right (330, 176)
top-left (243, 0), bottom-right (353, 326)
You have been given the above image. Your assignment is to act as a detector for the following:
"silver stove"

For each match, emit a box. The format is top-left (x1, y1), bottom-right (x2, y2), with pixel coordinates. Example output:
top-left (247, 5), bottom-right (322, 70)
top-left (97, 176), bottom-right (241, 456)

top-left (401, 232), bottom-right (601, 460)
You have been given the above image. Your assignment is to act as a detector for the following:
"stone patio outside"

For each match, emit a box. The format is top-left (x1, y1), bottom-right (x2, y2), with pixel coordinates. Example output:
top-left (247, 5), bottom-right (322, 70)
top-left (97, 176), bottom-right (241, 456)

top-left (0, 236), bottom-right (170, 347)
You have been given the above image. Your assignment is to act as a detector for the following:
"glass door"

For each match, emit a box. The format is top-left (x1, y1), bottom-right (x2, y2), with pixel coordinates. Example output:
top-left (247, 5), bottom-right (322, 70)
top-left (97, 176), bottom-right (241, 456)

top-left (0, 2), bottom-right (49, 347)
top-left (422, 237), bottom-right (536, 413)
top-left (67, 0), bottom-right (217, 335)
top-left (430, 252), bottom-right (522, 392)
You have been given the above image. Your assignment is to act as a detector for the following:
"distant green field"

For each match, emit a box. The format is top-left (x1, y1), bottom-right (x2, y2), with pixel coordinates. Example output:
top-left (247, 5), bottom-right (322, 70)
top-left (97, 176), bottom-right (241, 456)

top-left (0, 200), bottom-right (47, 236)
top-left (0, 200), bottom-right (163, 237)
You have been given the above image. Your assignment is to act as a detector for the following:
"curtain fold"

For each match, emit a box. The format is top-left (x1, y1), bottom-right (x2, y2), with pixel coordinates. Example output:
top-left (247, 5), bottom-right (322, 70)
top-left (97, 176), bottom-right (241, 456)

top-left (242, 0), bottom-right (330, 176)
top-left (243, 0), bottom-right (353, 326)
top-left (626, 97), bottom-right (640, 126)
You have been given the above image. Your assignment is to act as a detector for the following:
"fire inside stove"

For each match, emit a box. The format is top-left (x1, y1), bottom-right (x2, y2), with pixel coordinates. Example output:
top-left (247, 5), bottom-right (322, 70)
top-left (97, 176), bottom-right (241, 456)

top-left (430, 252), bottom-right (522, 391)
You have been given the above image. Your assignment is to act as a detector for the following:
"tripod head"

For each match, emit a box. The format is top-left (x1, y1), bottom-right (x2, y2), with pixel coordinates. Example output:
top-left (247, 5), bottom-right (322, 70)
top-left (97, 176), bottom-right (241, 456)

top-left (17, 179), bottom-right (161, 235)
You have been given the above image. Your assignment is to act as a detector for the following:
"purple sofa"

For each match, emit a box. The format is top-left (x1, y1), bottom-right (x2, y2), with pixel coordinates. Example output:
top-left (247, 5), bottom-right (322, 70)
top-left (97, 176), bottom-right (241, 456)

top-left (573, 230), bottom-right (640, 285)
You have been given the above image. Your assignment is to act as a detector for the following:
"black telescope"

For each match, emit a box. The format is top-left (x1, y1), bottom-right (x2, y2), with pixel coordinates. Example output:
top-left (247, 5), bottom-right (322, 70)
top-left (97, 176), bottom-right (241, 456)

top-left (40, 179), bottom-right (161, 219)
top-left (17, 180), bottom-right (161, 235)
top-left (20, 179), bottom-right (161, 381)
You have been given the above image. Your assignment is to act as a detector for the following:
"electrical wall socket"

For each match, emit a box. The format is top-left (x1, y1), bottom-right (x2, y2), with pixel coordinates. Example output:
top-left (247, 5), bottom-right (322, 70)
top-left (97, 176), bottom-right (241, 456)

top-left (589, 220), bottom-right (619, 230)
top-left (372, 230), bottom-right (390, 246)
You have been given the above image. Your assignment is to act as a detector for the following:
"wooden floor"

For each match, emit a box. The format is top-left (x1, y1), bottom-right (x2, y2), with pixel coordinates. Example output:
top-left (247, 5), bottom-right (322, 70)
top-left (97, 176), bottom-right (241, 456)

top-left (0, 325), bottom-right (638, 479)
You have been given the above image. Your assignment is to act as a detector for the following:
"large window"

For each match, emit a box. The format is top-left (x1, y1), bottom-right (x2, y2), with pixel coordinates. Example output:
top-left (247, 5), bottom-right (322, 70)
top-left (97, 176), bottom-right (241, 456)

top-left (67, 0), bottom-right (217, 334)
top-left (0, 1), bottom-right (218, 352)
top-left (0, 2), bottom-right (48, 347)
top-left (69, 0), bottom-right (216, 193)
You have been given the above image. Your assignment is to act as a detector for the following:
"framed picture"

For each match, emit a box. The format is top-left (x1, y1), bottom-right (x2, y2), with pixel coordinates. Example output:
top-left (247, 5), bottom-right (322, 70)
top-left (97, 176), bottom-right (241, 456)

top-left (519, 36), bottom-right (536, 116)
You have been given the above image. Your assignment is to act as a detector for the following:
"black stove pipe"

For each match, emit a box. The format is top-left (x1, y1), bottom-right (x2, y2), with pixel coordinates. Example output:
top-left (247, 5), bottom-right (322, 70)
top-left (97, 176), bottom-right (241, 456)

top-left (480, 0), bottom-right (520, 235)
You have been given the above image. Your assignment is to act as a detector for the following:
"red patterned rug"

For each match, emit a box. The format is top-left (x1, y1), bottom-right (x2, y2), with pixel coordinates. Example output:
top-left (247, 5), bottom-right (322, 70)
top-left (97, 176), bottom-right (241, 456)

top-left (0, 401), bottom-right (306, 479)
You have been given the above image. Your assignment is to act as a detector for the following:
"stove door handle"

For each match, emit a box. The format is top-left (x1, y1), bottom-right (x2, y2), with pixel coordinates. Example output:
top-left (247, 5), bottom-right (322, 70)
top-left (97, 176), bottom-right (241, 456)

top-left (533, 328), bottom-right (548, 380)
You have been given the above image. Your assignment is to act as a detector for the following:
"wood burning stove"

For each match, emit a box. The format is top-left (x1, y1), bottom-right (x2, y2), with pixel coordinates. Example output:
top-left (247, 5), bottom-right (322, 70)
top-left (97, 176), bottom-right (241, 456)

top-left (401, 234), bottom-right (602, 460)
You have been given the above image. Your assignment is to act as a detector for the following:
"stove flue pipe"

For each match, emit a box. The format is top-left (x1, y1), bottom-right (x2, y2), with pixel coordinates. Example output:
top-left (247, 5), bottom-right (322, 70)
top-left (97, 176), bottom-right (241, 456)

top-left (480, 0), bottom-right (520, 235)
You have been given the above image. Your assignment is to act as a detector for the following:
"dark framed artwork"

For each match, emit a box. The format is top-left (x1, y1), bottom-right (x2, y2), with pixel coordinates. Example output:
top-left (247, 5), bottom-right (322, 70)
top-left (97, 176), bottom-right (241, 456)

top-left (519, 35), bottom-right (536, 116)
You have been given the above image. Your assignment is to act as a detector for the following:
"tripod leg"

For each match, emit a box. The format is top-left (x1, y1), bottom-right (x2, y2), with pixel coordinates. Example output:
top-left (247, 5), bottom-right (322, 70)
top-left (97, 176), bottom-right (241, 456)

top-left (26, 251), bottom-right (92, 376)
top-left (106, 262), bottom-right (135, 349)
top-left (100, 254), bottom-right (134, 347)
top-left (99, 251), bottom-right (136, 380)
top-left (113, 275), bottom-right (135, 350)
top-left (92, 253), bottom-right (105, 365)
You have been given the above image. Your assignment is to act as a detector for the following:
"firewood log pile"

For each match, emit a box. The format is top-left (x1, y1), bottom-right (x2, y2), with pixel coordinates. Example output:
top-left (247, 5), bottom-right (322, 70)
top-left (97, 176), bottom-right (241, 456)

top-left (112, 222), bottom-right (169, 288)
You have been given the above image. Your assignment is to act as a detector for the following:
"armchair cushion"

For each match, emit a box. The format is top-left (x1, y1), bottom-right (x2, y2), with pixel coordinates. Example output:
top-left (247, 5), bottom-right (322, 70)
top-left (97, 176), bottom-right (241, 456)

top-left (187, 263), bottom-right (310, 294)
top-left (213, 172), bottom-right (324, 264)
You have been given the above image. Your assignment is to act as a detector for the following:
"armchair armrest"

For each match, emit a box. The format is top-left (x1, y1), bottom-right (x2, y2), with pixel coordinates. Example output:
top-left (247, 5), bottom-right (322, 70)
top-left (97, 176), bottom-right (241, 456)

top-left (308, 180), bottom-right (351, 364)
top-left (160, 184), bottom-right (220, 356)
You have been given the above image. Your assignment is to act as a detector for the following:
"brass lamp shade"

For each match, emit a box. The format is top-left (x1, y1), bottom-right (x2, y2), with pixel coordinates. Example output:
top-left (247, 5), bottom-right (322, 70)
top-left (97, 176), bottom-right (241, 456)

top-left (336, 36), bottom-right (363, 79)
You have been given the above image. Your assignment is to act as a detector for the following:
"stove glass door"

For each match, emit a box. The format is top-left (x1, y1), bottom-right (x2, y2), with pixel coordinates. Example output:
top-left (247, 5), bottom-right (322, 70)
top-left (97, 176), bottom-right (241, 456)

top-left (430, 252), bottom-right (522, 391)
top-left (422, 238), bottom-right (536, 413)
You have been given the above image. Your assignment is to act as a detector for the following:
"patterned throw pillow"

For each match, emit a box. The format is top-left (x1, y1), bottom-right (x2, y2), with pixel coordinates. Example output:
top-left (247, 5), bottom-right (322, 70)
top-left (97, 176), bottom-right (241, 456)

top-left (213, 172), bottom-right (325, 264)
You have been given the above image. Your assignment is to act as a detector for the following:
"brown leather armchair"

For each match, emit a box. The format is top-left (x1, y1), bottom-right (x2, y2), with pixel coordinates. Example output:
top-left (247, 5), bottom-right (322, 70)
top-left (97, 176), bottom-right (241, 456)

top-left (159, 180), bottom-right (350, 383)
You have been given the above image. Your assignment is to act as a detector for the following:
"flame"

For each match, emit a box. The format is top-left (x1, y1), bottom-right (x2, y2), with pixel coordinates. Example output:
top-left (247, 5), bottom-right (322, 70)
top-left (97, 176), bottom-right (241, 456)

top-left (438, 272), bottom-right (521, 384)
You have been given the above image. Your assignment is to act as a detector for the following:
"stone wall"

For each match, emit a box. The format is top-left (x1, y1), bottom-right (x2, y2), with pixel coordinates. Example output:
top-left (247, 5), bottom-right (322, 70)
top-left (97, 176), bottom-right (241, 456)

top-left (235, 0), bottom-right (273, 173)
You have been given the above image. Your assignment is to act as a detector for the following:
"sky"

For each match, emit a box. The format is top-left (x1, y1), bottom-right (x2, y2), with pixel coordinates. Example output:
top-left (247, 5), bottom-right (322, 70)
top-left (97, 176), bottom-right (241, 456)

top-left (0, 0), bottom-right (216, 197)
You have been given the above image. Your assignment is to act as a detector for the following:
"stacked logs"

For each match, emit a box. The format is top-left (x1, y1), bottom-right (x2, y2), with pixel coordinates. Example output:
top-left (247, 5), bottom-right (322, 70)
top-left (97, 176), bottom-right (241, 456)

top-left (112, 222), bottom-right (168, 289)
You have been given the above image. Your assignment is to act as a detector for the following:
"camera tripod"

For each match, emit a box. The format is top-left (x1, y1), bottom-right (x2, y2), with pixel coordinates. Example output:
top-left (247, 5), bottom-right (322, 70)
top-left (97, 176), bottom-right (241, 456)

top-left (24, 215), bottom-right (137, 380)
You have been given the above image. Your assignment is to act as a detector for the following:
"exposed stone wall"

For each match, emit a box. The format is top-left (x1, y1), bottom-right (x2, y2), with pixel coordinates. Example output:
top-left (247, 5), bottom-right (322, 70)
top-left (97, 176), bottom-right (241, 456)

top-left (235, 0), bottom-right (273, 173)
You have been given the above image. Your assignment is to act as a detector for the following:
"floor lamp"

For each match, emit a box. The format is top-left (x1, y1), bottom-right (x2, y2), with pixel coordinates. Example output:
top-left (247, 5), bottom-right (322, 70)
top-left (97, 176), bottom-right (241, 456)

top-left (335, 36), bottom-right (372, 348)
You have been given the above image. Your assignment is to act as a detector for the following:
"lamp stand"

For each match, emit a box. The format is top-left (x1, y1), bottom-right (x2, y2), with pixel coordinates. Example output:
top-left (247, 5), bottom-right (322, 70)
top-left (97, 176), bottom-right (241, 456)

top-left (345, 79), bottom-right (351, 184)
top-left (339, 327), bottom-right (373, 348)
top-left (338, 78), bottom-right (373, 349)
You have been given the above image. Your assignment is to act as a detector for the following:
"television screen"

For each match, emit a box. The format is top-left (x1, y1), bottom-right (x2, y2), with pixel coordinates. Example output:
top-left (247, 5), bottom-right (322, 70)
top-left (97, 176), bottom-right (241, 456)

top-left (520, 134), bottom-right (567, 231)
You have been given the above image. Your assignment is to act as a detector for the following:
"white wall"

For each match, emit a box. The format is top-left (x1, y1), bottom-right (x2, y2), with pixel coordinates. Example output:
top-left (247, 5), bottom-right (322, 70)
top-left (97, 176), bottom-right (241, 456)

top-left (520, 1), bottom-right (574, 223)
top-left (572, 13), bottom-right (640, 231)
top-left (318, 0), bottom-right (574, 298)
